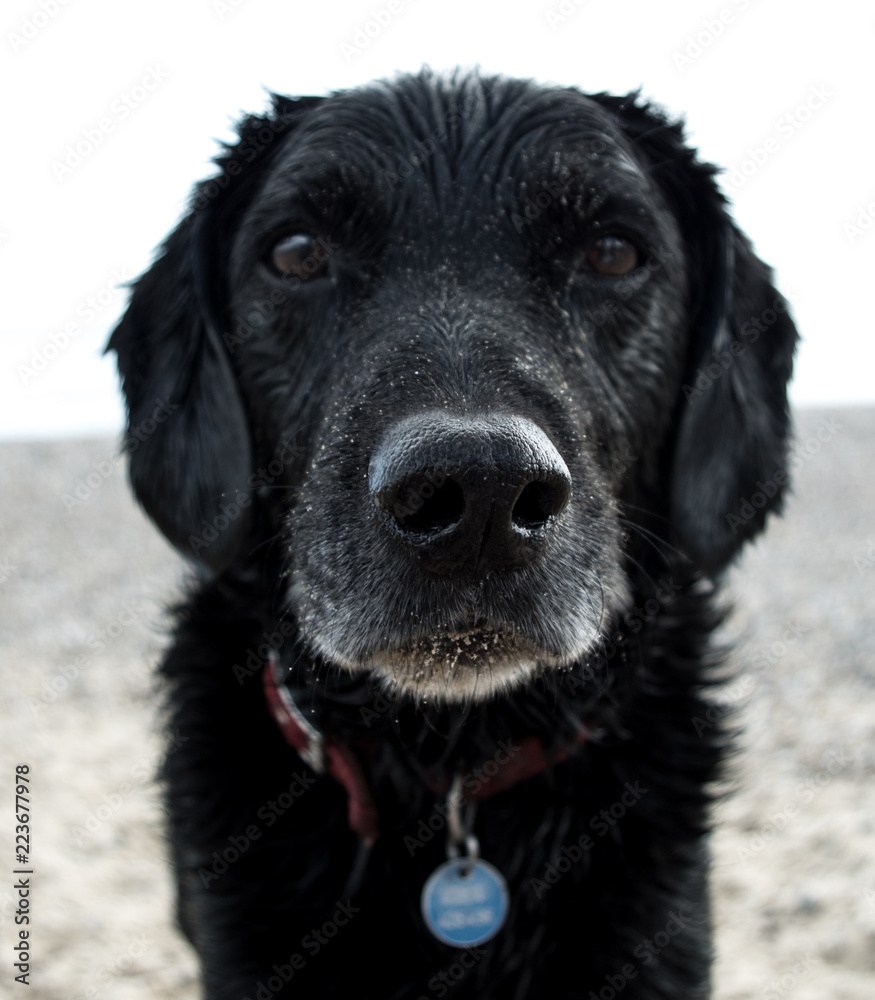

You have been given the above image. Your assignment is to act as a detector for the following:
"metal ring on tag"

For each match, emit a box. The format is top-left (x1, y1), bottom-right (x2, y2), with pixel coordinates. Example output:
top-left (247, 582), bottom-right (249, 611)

top-left (448, 834), bottom-right (480, 863)
top-left (445, 773), bottom-right (479, 857)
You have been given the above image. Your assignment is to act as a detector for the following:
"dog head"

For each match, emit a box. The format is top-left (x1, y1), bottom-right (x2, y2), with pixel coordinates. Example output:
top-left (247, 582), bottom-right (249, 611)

top-left (108, 70), bottom-right (796, 703)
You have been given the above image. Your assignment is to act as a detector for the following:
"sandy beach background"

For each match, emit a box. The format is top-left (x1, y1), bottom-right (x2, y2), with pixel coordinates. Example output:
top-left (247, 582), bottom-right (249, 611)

top-left (1, 406), bottom-right (873, 999)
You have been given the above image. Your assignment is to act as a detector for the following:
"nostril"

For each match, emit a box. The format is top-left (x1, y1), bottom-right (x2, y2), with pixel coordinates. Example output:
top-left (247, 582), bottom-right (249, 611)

top-left (389, 478), bottom-right (465, 535)
top-left (512, 479), bottom-right (569, 530)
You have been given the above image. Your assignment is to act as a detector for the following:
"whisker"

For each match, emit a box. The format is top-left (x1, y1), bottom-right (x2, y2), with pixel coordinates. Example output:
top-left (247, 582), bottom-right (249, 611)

top-left (619, 515), bottom-right (686, 564)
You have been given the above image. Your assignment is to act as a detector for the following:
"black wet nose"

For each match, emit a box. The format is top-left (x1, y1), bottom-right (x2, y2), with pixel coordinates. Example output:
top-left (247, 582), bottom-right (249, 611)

top-left (368, 413), bottom-right (571, 575)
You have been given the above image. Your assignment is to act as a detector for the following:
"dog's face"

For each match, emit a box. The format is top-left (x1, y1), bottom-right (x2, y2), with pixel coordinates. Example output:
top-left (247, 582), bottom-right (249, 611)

top-left (109, 72), bottom-right (796, 704)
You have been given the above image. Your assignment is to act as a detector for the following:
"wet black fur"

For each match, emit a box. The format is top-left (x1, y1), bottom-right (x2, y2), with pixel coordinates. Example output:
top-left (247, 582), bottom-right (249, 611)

top-left (108, 70), bottom-right (797, 999)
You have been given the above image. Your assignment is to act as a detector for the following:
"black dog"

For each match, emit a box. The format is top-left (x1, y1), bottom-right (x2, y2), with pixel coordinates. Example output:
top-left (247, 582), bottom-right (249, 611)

top-left (108, 69), bottom-right (796, 999)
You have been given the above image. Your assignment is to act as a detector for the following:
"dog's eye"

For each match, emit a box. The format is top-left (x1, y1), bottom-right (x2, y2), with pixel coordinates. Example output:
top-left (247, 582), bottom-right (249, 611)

top-left (586, 236), bottom-right (638, 276)
top-left (269, 233), bottom-right (330, 279)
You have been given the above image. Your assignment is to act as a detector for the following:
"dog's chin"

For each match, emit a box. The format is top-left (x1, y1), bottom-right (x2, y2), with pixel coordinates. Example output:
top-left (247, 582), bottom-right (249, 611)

top-left (332, 630), bottom-right (564, 704)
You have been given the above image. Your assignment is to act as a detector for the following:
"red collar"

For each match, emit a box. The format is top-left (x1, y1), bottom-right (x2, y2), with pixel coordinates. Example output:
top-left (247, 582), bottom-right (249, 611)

top-left (263, 651), bottom-right (588, 845)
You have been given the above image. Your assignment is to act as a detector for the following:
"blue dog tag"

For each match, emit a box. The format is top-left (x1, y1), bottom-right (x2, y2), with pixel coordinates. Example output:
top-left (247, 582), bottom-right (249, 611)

top-left (421, 858), bottom-right (509, 947)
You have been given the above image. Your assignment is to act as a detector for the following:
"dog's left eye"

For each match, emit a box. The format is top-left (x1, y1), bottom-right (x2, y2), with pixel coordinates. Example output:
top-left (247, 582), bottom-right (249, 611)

top-left (268, 233), bottom-right (330, 279)
top-left (586, 236), bottom-right (638, 276)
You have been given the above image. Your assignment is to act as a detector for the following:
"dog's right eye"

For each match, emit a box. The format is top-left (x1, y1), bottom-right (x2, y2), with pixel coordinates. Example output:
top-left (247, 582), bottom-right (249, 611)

top-left (585, 235), bottom-right (639, 277)
top-left (268, 233), bottom-right (331, 280)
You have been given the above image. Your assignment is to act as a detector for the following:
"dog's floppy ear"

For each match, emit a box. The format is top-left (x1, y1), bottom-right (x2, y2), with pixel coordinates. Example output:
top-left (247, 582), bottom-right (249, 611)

top-left (670, 225), bottom-right (797, 577)
top-left (107, 95), bottom-right (323, 572)
top-left (593, 93), bottom-right (798, 577)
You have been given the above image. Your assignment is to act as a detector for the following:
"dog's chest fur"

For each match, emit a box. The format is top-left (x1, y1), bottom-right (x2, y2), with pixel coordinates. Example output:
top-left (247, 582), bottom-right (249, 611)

top-left (162, 556), bottom-right (721, 1000)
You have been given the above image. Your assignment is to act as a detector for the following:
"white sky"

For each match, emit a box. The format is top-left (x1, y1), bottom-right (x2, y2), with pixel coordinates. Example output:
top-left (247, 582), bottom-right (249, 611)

top-left (2, 0), bottom-right (873, 440)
